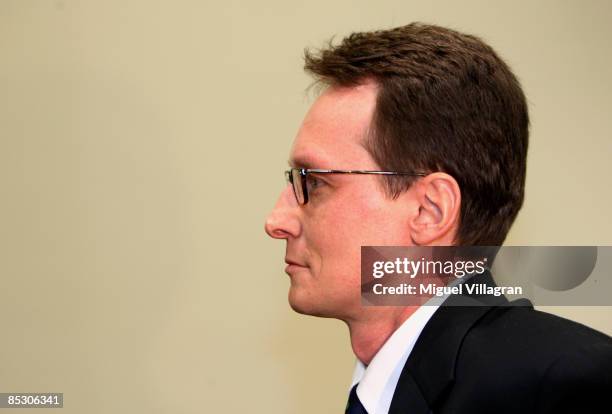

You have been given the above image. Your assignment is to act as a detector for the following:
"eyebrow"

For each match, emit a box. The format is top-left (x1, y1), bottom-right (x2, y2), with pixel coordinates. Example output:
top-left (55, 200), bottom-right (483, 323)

top-left (287, 155), bottom-right (322, 170)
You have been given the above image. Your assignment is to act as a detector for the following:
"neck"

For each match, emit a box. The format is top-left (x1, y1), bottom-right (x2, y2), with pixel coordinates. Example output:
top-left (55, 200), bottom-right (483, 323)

top-left (346, 306), bottom-right (419, 365)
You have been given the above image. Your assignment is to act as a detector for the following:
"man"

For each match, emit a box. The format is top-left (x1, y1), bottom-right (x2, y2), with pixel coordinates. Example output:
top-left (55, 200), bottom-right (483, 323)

top-left (265, 23), bottom-right (612, 413)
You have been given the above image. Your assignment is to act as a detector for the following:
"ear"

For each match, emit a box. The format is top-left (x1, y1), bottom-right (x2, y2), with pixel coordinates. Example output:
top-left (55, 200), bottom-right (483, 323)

top-left (408, 172), bottom-right (461, 245)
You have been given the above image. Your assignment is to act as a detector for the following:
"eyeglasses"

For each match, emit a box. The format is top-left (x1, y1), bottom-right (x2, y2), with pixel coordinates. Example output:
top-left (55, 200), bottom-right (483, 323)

top-left (284, 168), bottom-right (427, 205)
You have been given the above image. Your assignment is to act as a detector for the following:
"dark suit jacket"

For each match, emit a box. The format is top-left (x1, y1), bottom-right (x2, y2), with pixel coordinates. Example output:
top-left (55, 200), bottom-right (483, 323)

top-left (388, 271), bottom-right (612, 413)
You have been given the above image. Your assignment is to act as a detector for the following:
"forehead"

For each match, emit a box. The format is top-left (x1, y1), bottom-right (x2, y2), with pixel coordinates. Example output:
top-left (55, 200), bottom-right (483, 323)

top-left (290, 81), bottom-right (379, 169)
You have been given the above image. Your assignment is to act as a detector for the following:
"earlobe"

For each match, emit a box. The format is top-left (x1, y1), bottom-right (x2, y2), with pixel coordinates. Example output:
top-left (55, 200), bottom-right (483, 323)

top-left (408, 173), bottom-right (461, 245)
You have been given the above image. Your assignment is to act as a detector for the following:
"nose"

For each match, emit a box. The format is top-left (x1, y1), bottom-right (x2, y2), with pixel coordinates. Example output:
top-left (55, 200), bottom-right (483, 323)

top-left (265, 185), bottom-right (302, 240)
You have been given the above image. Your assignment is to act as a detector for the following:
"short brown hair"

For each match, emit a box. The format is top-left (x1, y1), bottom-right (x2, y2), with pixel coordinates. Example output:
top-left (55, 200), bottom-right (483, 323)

top-left (304, 23), bottom-right (529, 246)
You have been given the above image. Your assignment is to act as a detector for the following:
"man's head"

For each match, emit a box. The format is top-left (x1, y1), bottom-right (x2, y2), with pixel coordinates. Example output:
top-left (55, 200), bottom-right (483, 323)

top-left (265, 23), bottom-right (529, 320)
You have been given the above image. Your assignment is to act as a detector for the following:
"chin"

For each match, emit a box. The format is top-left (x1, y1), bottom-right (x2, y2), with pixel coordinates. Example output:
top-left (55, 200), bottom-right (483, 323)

top-left (288, 290), bottom-right (317, 316)
top-left (287, 289), bottom-right (345, 319)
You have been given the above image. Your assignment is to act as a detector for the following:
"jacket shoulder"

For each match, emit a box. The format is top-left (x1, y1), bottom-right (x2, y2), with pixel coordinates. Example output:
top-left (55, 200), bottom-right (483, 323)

top-left (467, 305), bottom-right (612, 354)
top-left (448, 305), bottom-right (612, 412)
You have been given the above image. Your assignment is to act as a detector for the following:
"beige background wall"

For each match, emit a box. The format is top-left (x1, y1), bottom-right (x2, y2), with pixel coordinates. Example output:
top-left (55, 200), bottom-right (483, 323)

top-left (1, 0), bottom-right (610, 412)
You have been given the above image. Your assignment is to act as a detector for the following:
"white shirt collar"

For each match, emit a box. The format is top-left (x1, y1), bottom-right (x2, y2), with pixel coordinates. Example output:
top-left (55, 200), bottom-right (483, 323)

top-left (349, 274), bottom-right (477, 413)
top-left (349, 304), bottom-right (440, 414)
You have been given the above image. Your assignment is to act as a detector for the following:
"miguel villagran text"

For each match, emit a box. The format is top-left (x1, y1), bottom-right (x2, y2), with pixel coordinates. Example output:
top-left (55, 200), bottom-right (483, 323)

top-left (372, 283), bottom-right (523, 297)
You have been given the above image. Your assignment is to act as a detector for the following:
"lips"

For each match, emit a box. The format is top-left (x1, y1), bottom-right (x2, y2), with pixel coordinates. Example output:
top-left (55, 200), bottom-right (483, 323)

top-left (284, 258), bottom-right (307, 274)
top-left (285, 258), bottom-right (306, 267)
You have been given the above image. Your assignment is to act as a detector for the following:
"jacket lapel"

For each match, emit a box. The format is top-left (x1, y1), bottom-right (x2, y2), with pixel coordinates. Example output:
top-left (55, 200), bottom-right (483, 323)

top-left (388, 271), bottom-right (520, 413)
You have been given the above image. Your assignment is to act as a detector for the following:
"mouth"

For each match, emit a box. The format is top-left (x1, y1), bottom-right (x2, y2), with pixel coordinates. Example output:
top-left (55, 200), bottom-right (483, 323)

top-left (284, 258), bottom-right (307, 274)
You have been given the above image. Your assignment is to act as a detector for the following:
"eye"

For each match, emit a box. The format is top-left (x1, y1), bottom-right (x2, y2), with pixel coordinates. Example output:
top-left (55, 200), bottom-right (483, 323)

top-left (305, 174), bottom-right (326, 194)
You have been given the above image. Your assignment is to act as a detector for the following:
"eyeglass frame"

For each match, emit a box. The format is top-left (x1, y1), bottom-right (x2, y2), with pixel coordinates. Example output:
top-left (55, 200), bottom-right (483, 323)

top-left (284, 168), bottom-right (427, 205)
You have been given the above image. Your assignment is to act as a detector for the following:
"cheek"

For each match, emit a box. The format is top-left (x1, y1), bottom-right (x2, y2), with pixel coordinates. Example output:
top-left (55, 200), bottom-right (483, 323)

top-left (310, 210), bottom-right (411, 277)
top-left (325, 195), bottom-right (404, 244)
top-left (307, 225), bottom-right (358, 282)
top-left (305, 200), bottom-right (383, 284)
